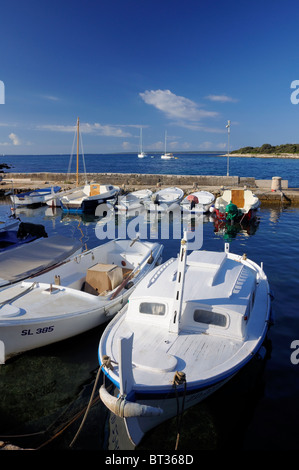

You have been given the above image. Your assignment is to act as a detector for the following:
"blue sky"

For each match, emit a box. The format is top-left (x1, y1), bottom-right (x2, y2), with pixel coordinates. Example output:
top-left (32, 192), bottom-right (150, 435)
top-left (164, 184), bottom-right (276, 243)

top-left (1, 0), bottom-right (299, 155)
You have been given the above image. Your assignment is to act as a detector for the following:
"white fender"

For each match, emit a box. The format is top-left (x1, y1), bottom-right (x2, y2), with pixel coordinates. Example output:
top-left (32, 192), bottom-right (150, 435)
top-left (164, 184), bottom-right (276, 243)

top-left (99, 385), bottom-right (163, 418)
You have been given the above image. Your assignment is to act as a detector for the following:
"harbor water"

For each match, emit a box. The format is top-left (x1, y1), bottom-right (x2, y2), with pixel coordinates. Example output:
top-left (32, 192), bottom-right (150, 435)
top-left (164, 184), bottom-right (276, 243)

top-left (0, 196), bottom-right (299, 451)
top-left (2, 152), bottom-right (299, 187)
top-left (0, 152), bottom-right (299, 452)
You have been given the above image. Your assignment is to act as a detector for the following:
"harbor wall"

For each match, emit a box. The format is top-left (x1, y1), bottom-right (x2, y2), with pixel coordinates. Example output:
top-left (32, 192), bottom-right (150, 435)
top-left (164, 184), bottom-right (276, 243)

top-left (1, 172), bottom-right (289, 189)
top-left (2, 172), bottom-right (298, 204)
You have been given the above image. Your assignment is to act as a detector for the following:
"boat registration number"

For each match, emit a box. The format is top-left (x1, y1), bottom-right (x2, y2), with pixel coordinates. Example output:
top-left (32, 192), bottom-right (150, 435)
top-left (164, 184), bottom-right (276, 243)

top-left (21, 326), bottom-right (54, 336)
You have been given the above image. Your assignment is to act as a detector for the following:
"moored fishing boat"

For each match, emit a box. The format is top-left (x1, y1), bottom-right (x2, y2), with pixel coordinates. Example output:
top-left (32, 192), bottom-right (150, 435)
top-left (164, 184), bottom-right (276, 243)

top-left (10, 186), bottom-right (61, 207)
top-left (0, 238), bottom-right (163, 363)
top-left (0, 234), bottom-right (82, 288)
top-left (98, 232), bottom-right (272, 446)
top-left (180, 191), bottom-right (215, 214)
top-left (60, 183), bottom-right (120, 214)
top-left (115, 189), bottom-right (153, 212)
top-left (143, 187), bottom-right (184, 212)
top-left (214, 189), bottom-right (260, 222)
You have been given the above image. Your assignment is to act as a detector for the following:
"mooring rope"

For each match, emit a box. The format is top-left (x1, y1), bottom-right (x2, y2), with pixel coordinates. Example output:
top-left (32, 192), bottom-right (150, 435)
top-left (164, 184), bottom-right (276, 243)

top-left (69, 356), bottom-right (116, 448)
top-left (172, 371), bottom-right (187, 450)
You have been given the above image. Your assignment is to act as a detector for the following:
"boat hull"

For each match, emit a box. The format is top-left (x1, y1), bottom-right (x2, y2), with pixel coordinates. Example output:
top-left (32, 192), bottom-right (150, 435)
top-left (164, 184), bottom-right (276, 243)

top-left (0, 239), bottom-right (163, 363)
top-left (60, 194), bottom-right (116, 214)
top-left (11, 187), bottom-right (61, 207)
top-left (0, 290), bottom-right (126, 364)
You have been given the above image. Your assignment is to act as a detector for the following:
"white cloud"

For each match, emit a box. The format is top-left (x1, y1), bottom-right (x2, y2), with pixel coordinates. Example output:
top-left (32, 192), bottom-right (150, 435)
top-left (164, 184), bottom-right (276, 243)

top-left (199, 141), bottom-right (227, 150)
top-left (0, 132), bottom-right (21, 146)
top-left (140, 89), bottom-right (218, 121)
top-left (41, 95), bottom-right (60, 101)
top-left (37, 122), bottom-right (132, 138)
top-left (9, 133), bottom-right (21, 145)
top-left (205, 94), bottom-right (238, 103)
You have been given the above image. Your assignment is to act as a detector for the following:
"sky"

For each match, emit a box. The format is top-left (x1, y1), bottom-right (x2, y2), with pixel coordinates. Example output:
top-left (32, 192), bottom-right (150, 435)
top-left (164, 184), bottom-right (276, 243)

top-left (1, 0), bottom-right (299, 155)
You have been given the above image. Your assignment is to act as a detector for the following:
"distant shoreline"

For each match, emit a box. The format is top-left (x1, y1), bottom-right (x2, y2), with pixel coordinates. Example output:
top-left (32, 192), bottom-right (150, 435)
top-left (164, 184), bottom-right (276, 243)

top-left (222, 153), bottom-right (299, 159)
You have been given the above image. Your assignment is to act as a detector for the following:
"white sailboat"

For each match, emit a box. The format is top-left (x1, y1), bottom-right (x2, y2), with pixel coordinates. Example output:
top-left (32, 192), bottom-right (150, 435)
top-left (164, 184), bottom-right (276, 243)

top-left (138, 128), bottom-right (146, 158)
top-left (58, 118), bottom-right (119, 213)
top-left (161, 131), bottom-right (175, 159)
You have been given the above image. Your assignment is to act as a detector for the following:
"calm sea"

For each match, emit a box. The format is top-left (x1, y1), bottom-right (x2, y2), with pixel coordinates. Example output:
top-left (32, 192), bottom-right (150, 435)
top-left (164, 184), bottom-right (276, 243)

top-left (0, 155), bottom-right (298, 453)
top-left (1, 152), bottom-right (299, 187)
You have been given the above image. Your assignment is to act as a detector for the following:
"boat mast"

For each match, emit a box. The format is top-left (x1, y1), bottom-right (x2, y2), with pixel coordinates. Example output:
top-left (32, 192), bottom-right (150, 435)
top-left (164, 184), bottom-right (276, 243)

top-left (76, 117), bottom-right (79, 186)
top-left (169, 232), bottom-right (188, 334)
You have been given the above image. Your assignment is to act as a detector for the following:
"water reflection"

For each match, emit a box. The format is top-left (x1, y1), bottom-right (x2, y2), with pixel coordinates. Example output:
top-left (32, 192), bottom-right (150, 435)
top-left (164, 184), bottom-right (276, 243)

top-left (0, 202), bottom-right (298, 450)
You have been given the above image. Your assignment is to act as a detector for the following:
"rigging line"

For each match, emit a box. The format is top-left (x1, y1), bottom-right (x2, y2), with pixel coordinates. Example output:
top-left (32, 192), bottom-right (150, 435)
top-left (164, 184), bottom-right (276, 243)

top-left (67, 129), bottom-right (77, 178)
top-left (79, 128), bottom-right (87, 184)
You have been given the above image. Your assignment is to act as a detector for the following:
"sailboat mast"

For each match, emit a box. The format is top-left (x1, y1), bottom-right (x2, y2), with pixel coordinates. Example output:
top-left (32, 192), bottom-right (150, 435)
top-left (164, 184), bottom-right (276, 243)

top-left (76, 117), bottom-right (79, 186)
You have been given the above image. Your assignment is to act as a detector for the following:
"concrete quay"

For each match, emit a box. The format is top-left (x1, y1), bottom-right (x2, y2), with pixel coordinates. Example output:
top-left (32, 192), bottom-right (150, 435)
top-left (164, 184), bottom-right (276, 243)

top-left (1, 172), bottom-right (298, 205)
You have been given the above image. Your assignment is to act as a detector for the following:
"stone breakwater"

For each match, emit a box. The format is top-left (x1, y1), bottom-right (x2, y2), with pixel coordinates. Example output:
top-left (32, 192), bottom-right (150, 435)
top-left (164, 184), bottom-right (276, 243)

top-left (1, 172), bottom-right (299, 204)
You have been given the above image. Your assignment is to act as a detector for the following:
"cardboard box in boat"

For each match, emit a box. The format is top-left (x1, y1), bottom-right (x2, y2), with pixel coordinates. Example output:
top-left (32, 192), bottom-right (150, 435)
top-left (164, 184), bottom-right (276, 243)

top-left (85, 263), bottom-right (123, 295)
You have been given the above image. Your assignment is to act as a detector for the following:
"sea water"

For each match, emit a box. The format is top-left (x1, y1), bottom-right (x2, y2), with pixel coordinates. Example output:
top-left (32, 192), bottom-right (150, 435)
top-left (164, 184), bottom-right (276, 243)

top-left (0, 198), bottom-right (298, 451)
top-left (2, 152), bottom-right (299, 187)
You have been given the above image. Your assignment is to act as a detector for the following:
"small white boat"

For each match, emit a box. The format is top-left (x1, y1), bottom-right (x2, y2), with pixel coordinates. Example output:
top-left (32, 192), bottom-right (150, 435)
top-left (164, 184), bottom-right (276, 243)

top-left (180, 191), bottom-right (215, 214)
top-left (60, 183), bottom-right (120, 214)
top-left (143, 187), bottom-right (184, 212)
top-left (161, 153), bottom-right (175, 160)
top-left (161, 131), bottom-right (175, 159)
top-left (214, 189), bottom-right (260, 222)
top-left (99, 233), bottom-right (272, 446)
top-left (10, 186), bottom-right (61, 207)
top-left (0, 235), bottom-right (82, 289)
top-left (138, 128), bottom-right (146, 159)
top-left (115, 189), bottom-right (153, 212)
top-left (0, 238), bottom-right (163, 363)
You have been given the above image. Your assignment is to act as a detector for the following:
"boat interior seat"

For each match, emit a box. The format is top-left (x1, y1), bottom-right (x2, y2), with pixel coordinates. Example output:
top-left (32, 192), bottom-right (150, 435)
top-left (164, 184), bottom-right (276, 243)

top-left (231, 190), bottom-right (245, 208)
top-left (54, 272), bottom-right (86, 290)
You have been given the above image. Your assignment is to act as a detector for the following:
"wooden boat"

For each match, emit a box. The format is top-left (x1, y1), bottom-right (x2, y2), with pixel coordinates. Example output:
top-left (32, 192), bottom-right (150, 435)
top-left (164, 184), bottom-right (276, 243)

top-left (0, 234), bottom-right (82, 289)
top-left (99, 233), bottom-right (272, 446)
top-left (143, 187), bottom-right (184, 212)
top-left (0, 238), bottom-right (163, 363)
top-left (10, 186), bottom-right (61, 207)
top-left (214, 189), bottom-right (260, 222)
top-left (180, 191), bottom-right (215, 214)
top-left (115, 189), bottom-right (153, 212)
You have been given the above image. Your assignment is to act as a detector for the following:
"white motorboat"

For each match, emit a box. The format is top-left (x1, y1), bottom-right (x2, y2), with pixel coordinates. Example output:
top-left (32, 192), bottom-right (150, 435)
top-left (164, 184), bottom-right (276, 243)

top-left (99, 233), bottom-right (272, 446)
top-left (0, 235), bottom-right (82, 289)
top-left (10, 186), bottom-right (61, 207)
top-left (143, 187), bottom-right (184, 212)
top-left (214, 189), bottom-right (260, 222)
top-left (115, 189), bottom-right (153, 212)
top-left (60, 183), bottom-right (120, 214)
top-left (180, 191), bottom-right (215, 214)
top-left (0, 238), bottom-right (163, 363)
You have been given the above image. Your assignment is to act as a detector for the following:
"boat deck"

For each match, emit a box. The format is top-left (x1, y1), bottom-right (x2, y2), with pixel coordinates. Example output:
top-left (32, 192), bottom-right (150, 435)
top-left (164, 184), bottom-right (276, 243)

top-left (0, 283), bottom-right (103, 322)
top-left (103, 317), bottom-right (245, 389)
